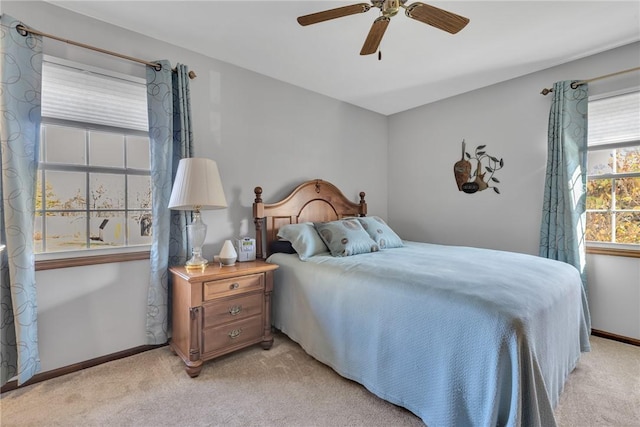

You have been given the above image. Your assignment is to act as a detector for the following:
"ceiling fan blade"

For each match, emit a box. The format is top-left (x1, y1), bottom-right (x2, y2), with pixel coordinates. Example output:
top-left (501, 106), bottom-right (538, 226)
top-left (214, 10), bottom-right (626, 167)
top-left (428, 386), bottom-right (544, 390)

top-left (360, 16), bottom-right (390, 55)
top-left (297, 3), bottom-right (371, 26)
top-left (405, 2), bottom-right (469, 34)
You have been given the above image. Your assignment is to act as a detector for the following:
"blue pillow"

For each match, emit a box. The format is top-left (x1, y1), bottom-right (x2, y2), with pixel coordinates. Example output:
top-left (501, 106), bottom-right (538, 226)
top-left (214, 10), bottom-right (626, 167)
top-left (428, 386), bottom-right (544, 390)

top-left (277, 223), bottom-right (329, 260)
top-left (314, 219), bottom-right (379, 257)
top-left (357, 216), bottom-right (403, 249)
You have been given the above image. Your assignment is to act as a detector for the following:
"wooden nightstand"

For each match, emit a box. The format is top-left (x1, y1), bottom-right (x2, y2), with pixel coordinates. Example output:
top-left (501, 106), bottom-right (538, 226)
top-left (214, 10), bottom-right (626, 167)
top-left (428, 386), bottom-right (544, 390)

top-left (169, 260), bottom-right (279, 377)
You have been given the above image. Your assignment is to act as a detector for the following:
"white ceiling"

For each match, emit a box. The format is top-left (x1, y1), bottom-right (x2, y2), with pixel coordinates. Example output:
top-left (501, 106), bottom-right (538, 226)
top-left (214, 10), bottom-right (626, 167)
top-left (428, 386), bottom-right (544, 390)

top-left (48, 1), bottom-right (640, 116)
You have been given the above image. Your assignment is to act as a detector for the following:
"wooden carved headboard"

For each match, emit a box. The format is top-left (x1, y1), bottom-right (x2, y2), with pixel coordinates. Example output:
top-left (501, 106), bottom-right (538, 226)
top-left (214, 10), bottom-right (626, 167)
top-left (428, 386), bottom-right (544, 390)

top-left (253, 179), bottom-right (367, 259)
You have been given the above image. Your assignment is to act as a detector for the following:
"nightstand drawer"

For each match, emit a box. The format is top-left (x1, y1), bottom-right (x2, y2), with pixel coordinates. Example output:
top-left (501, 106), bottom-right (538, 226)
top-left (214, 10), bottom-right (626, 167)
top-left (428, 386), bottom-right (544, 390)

top-left (202, 316), bottom-right (263, 354)
top-left (203, 273), bottom-right (263, 300)
top-left (203, 292), bottom-right (263, 326)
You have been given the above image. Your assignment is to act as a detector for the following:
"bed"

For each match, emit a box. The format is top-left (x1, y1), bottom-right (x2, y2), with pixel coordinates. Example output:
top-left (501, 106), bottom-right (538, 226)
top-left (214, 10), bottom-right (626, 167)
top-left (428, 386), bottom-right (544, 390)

top-left (252, 179), bottom-right (591, 427)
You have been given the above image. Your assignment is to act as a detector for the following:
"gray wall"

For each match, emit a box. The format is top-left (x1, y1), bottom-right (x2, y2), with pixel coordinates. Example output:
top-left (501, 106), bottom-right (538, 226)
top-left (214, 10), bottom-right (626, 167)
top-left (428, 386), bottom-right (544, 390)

top-left (5, 1), bottom-right (388, 372)
top-left (3, 2), bottom-right (638, 374)
top-left (388, 42), bottom-right (640, 340)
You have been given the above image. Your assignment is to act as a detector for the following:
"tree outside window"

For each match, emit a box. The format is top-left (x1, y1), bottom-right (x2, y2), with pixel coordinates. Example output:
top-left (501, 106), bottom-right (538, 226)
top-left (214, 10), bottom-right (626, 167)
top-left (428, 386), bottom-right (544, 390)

top-left (586, 90), bottom-right (640, 248)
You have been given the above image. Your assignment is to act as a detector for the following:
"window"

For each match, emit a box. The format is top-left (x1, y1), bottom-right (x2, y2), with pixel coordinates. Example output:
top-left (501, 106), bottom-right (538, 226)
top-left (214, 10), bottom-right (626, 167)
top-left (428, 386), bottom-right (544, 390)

top-left (586, 89), bottom-right (640, 248)
top-left (35, 57), bottom-right (152, 256)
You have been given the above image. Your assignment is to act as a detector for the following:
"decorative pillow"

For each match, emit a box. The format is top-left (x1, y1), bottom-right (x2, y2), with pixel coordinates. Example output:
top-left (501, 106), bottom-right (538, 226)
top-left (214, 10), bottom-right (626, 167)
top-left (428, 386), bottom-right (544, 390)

top-left (276, 223), bottom-right (329, 260)
top-left (269, 240), bottom-right (296, 255)
top-left (314, 219), bottom-right (379, 257)
top-left (357, 216), bottom-right (404, 249)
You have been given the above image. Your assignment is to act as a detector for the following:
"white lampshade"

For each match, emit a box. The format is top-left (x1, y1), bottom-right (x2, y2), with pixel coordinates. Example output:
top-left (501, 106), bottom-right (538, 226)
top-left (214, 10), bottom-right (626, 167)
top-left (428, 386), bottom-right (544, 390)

top-left (168, 158), bottom-right (227, 211)
top-left (168, 157), bottom-right (227, 270)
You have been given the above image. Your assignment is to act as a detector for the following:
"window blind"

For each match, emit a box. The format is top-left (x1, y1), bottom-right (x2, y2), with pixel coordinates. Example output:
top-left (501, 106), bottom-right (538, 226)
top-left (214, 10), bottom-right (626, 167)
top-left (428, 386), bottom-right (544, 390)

top-left (41, 58), bottom-right (148, 132)
top-left (588, 90), bottom-right (640, 146)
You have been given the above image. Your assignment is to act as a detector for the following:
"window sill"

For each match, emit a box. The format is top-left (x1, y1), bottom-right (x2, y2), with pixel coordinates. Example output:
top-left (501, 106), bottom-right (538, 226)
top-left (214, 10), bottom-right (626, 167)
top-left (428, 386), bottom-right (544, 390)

top-left (35, 250), bottom-right (150, 271)
top-left (586, 246), bottom-right (640, 259)
top-left (31, 246), bottom-right (638, 268)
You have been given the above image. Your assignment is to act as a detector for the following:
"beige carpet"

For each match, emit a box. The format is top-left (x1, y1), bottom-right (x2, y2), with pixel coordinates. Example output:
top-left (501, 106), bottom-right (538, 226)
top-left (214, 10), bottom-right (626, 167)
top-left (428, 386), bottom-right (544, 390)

top-left (1, 333), bottom-right (638, 426)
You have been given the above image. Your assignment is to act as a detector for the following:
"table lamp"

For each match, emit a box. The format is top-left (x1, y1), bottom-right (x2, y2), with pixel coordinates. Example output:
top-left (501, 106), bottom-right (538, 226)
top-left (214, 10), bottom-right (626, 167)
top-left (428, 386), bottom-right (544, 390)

top-left (168, 158), bottom-right (227, 270)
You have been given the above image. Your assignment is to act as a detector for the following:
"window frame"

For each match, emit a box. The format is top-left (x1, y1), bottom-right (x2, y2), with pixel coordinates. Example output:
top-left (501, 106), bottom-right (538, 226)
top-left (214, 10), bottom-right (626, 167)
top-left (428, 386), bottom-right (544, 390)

top-left (35, 57), bottom-right (152, 268)
top-left (585, 88), bottom-right (640, 257)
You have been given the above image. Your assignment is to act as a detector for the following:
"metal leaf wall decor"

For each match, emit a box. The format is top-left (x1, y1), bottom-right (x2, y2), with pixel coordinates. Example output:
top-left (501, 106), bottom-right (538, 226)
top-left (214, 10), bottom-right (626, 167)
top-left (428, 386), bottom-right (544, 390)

top-left (453, 140), bottom-right (504, 194)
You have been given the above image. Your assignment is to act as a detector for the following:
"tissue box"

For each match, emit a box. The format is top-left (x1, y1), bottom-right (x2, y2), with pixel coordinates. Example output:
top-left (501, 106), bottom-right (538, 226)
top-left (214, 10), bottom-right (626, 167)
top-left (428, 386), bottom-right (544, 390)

top-left (235, 237), bottom-right (256, 262)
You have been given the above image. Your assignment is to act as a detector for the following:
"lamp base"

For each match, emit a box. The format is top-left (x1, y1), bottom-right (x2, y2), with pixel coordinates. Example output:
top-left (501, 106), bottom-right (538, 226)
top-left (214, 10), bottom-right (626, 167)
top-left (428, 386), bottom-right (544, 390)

top-left (185, 256), bottom-right (208, 271)
top-left (184, 211), bottom-right (208, 271)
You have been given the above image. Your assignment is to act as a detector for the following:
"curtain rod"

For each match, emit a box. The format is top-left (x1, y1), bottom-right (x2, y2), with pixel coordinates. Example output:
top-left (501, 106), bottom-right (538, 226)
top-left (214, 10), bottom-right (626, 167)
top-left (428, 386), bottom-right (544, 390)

top-left (16, 24), bottom-right (197, 79)
top-left (540, 66), bottom-right (640, 95)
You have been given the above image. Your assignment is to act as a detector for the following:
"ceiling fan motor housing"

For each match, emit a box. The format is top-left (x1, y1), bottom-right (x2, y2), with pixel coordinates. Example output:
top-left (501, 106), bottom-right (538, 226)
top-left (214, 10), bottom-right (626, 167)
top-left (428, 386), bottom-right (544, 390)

top-left (383, 0), bottom-right (401, 17)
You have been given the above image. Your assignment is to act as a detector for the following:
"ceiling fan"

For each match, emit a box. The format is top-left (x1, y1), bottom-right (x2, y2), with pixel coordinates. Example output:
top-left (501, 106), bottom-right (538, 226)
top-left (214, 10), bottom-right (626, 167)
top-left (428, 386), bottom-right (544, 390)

top-left (297, 0), bottom-right (469, 56)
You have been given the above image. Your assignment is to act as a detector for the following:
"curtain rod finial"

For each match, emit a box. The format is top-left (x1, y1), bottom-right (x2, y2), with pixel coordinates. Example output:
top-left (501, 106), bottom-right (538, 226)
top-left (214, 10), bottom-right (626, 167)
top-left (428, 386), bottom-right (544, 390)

top-left (540, 88), bottom-right (552, 96)
top-left (188, 70), bottom-right (197, 79)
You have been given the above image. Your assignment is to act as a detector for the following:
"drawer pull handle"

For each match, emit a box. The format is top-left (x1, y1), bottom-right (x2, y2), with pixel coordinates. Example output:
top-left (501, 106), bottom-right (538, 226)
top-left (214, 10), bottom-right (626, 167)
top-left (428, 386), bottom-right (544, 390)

top-left (229, 305), bottom-right (242, 316)
top-left (228, 328), bottom-right (242, 339)
top-left (229, 283), bottom-right (240, 290)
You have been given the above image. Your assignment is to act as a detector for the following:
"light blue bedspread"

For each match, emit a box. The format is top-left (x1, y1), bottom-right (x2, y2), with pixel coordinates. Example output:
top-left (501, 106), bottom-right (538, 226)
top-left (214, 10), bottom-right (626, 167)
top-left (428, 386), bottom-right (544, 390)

top-left (268, 241), bottom-right (590, 427)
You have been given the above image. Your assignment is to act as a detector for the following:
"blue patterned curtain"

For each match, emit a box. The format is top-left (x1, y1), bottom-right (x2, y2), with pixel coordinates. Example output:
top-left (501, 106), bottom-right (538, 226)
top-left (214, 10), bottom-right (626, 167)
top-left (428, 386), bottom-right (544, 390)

top-left (539, 80), bottom-right (591, 331)
top-left (146, 62), bottom-right (193, 344)
top-left (0, 15), bottom-right (43, 386)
